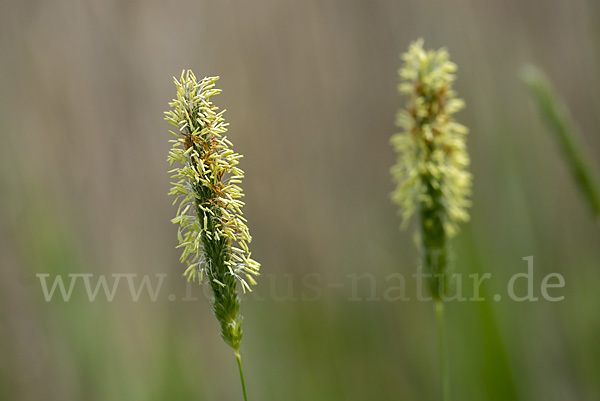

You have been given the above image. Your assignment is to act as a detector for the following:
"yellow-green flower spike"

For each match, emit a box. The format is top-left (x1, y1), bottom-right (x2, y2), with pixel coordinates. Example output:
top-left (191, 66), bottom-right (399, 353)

top-left (390, 40), bottom-right (472, 298)
top-left (165, 70), bottom-right (260, 351)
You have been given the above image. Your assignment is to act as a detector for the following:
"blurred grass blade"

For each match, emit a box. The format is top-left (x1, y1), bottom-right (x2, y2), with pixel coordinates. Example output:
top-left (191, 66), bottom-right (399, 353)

top-left (521, 65), bottom-right (600, 224)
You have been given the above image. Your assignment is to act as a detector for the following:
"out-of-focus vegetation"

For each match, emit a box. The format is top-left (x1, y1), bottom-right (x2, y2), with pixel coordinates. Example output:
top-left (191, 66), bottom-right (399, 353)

top-left (1, 0), bottom-right (599, 400)
top-left (522, 65), bottom-right (600, 224)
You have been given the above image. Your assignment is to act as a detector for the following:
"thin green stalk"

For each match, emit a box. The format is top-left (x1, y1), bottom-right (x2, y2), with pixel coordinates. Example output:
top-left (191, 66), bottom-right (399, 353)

top-left (521, 65), bottom-right (600, 225)
top-left (435, 300), bottom-right (450, 401)
top-left (235, 350), bottom-right (248, 401)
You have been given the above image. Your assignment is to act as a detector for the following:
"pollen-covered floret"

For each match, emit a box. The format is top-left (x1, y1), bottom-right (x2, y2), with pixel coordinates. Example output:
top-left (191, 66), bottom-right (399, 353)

top-left (165, 71), bottom-right (260, 292)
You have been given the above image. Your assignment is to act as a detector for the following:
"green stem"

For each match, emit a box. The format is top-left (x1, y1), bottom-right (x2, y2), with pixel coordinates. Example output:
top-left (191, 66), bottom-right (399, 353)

top-left (435, 300), bottom-right (450, 401)
top-left (235, 350), bottom-right (249, 401)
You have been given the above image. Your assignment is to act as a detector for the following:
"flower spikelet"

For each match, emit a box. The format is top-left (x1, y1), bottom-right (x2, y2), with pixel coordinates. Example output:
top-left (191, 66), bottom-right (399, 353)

top-left (165, 70), bottom-right (260, 349)
top-left (391, 39), bottom-right (471, 238)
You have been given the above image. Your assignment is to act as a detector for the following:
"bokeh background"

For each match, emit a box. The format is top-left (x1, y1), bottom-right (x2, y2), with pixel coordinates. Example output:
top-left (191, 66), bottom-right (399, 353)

top-left (1, 0), bottom-right (599, 400)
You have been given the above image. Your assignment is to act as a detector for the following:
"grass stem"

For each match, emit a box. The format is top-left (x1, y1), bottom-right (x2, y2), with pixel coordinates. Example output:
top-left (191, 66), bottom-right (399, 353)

top-left (435, 300), bottom-right (450, 401)
top-left (235, 350), bottom-right (249, 401)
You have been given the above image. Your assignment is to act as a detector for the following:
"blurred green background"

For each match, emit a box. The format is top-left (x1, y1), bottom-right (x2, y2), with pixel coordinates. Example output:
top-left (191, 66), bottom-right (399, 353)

top-left (1, 0), bottom-right (599, 400)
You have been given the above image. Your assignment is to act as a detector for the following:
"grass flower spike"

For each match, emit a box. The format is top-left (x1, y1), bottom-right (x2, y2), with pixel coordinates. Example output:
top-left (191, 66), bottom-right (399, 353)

top-left (391, 39), bottom-right (471, 299)
top-left (165, 70), bottom-right (259, 400)
top-left (390, 40), bottom-right (472, 401)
